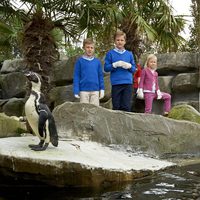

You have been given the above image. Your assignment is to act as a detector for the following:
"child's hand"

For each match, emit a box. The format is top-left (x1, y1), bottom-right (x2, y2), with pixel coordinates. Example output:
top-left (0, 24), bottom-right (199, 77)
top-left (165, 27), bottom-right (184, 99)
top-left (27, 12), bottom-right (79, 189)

top-left (112, 61), bottom-right (124, 68)
top-left (112, 61), bottom-right (131, 69)
top-left (121, 61), bottom-right (131, 69)
top-left (157, 90), bottom-right (162, 99)
top-left (99, 90), bottom-right (105, 99)
top-left (75, 94), bottom-right (80, 98)
top-left (136, 88), bottom-right (144, 99)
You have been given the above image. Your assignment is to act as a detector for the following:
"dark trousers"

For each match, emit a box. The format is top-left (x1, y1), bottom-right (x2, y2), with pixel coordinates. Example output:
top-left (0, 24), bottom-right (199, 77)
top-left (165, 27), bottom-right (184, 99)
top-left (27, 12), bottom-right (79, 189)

top-left (112, 84), bottom-right (132, 112)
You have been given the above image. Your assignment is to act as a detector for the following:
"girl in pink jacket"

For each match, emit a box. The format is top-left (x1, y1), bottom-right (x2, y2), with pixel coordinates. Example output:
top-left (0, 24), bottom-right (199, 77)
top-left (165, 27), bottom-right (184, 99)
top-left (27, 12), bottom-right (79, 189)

top-left (137, 54), bottom-right (171, 116)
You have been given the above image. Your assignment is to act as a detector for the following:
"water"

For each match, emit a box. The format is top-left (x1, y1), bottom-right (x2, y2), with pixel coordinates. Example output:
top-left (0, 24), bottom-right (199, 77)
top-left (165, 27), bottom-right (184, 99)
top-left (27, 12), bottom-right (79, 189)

top-left (0, 163), bottom-right (200, 200)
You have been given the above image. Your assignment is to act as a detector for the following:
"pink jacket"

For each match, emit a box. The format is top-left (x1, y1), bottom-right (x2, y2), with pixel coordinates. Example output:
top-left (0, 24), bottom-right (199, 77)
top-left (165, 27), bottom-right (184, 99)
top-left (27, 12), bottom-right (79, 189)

top-left (139, 67), bottom-right (159, 91)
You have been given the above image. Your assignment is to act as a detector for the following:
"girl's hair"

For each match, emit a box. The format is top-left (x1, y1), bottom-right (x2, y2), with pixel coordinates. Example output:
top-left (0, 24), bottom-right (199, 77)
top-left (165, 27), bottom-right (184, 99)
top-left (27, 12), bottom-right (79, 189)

top-left (114, 30), bottom-right (126, 40)
top-left (83, 38), bottom-right (94, 48)
top-left (144, 54), bottom-right (157, 68)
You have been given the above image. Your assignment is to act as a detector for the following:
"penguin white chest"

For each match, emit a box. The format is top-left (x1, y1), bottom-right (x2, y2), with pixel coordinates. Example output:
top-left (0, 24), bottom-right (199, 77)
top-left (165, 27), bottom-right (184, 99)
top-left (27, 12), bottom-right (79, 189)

top-left (25, 94), bottom-right (40, 137)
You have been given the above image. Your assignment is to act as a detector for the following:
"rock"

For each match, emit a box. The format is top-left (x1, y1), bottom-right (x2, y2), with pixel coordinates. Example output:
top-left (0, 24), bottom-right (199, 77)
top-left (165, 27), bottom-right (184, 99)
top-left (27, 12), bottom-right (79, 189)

top-left (168, 104), bottom-right (200, 124)
top-left (0, 136), bottom-right (174, 187)
top-left (0, 113), bottom-right (27, 137)
top-left (51, 59), bottom-right (69, 86)
top-left (101, 75), bottom-right (111, 102)
top-left (2, 98), bottom-right (25, 117)
top-left (172, 101), bottom-right (199, 112)
top-left (156, 52), bottom-right (197, 75)
top-left (53, 102), bottom-right (200, 157)
top-left (172, 73), bottom-right (198, 93)
top-left (0, 72), bottom-right (27, 99)
top-left (48, 85), bottom-right (78, 108)
top-left (158, 76), bottom-right (174, 94)
top-left (100, 98), bottom-right (112, 109)
top-left (1, 59), bottom-right (27, 74)
top-left (0, 99), bottom-right (9, 112)
top-left (51, 56), bottom-right (78, 86)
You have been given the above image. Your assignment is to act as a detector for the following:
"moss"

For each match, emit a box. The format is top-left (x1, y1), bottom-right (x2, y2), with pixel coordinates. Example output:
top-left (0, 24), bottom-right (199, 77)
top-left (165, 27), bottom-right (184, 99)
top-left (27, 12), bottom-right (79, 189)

top-left (0, 113), bottom-right (27, 137)
top-left (168, 104), bottom-right (200, 124)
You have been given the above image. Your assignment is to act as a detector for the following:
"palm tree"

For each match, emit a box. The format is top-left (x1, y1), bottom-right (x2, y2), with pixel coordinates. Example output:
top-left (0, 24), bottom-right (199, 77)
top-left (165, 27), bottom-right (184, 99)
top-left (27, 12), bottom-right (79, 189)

top-left (0, 1), bottom-right (73, 97)
top-left (90, 0), bottom-right (185, 59)
top-left (0, 0), bottom-right (186, 98)
top-left (116, 0), bottom-right (186, 57)
top-left (189, 0), bottom-right (200, 51)
top-left (0, 0), bottom-right (118, 99)
top-left (0, 1), bottom-right (112, 102)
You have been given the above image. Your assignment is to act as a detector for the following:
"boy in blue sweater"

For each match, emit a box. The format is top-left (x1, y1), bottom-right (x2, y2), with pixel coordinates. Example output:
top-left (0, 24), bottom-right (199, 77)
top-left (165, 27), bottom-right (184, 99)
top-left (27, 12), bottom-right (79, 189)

top-left (104, 30), bottom-right (136, 111)
top-left (73, 38), bottom-right (105, 106)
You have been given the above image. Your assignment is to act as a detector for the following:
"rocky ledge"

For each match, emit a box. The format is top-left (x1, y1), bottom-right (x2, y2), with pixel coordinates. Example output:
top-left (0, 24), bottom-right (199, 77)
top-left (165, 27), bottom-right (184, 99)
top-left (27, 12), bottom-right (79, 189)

top-left (0, 136), bottom-right (174, 187)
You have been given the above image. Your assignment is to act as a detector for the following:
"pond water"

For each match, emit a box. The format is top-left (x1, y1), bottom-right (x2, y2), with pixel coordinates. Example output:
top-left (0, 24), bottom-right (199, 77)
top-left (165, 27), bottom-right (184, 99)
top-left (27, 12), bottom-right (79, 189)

top-left (0, 163), bottom-right (200, 200)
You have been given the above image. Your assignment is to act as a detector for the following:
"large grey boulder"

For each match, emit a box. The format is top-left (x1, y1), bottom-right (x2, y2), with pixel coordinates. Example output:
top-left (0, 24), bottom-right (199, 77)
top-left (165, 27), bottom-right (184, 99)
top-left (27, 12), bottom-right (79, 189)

top-left (0, 113), bottom-right (27, 137)
top-left (156, 52), bottom-right (198, 75)
top-left (51, 56), bottom-right (79, 85)
top-left (0, 72), bottom-right (27, 99)
top-left (1, 59), bottom-right (27, 74)
top-left (172, 101), bottom-right (199, 111)
top-left (48, 85), bottom-right (78, 107)
top-left (158, 76), bottom-right (174, 94)
top-left (172, 73), bottom-right (198, 93)
top-left (53, 102), bottom-right (200, 157)
top-left (168, 104), bottom-right (200, 124)
top-left (2, 98), bottom-right (25, 117)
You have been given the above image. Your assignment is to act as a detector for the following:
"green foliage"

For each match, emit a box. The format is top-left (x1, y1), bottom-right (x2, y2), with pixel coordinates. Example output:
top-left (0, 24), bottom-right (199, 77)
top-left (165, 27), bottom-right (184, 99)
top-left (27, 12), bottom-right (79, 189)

top-left (64, 45), bottom-right (84, 57)
top-left (0, 16), bottom-right (23, 62)
top-left (0, 0), bottom-right (187, 63)
top-left (188, 0), bottom-right (200, 51)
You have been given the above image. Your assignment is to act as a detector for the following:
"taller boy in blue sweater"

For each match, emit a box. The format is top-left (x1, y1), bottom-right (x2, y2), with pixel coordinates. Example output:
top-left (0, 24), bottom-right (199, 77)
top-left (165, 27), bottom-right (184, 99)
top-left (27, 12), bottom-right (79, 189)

top-left (73, 38), bottom-right (105, 106)
top-left (104, 30), bottom-right (136, 111)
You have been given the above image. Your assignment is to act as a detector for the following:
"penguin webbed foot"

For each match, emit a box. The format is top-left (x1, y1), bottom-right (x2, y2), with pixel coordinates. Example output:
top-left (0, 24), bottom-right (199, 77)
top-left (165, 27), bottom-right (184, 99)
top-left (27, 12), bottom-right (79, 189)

top-left (30, 143), bottom-right (49, 151)
top-left (28, 140), bottom-right (44, 149)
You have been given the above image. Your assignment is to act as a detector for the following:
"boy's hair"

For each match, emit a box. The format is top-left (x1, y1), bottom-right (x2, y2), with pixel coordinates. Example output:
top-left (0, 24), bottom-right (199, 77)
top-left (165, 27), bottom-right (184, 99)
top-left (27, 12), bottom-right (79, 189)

top-left (83, 38), bottom-right (94, 47)
top-left (114, 30), bottom-right (126, 40)
top-left (144, 54), bottom-right (157, 68)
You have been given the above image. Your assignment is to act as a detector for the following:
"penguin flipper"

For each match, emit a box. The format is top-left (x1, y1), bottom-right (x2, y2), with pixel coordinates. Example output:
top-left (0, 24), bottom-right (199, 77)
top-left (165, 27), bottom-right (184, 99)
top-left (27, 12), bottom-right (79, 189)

top-left (38, 109), bottom-right (48, 137)
top-left (48, 116), bottom-right (58, 147)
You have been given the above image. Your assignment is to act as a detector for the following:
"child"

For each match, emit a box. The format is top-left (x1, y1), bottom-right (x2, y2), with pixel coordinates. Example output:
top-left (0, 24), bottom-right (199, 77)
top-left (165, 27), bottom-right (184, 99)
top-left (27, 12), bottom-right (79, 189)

top-left (73, 38), bottom-right (105, 106)
top-left (137, 54), bottom-right (171, 115)
top-left (104, 30), bottom-right (136, 112)
top-left (131, 63), bottom-right (142, 112)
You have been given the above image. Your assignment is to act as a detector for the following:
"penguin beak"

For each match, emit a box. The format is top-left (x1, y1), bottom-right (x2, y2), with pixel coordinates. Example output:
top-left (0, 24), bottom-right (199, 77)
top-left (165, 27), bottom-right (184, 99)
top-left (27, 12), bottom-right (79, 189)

top-left (24, 71), bottom-right (32, 77)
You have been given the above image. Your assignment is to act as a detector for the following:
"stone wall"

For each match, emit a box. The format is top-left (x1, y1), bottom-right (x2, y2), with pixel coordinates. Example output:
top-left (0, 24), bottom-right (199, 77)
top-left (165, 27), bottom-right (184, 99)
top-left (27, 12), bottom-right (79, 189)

top-left (0, 52), bottom-right (199, 117)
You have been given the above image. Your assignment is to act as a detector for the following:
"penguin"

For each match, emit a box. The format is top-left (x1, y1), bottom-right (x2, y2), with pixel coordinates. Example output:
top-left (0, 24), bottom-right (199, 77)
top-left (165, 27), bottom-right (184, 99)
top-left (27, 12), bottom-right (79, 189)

top-left (24, 71), bottom-right (58, 151)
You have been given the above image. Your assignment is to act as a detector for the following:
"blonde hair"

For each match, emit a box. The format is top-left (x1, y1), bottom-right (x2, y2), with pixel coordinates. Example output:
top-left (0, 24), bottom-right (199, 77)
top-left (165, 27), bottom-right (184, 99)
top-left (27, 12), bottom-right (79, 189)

top-left (83, 38), bottom-right (94, 48)
top-left (114, 30), bottom-right (126, 40)
top-left (144, 54), bottom-right (157, 68)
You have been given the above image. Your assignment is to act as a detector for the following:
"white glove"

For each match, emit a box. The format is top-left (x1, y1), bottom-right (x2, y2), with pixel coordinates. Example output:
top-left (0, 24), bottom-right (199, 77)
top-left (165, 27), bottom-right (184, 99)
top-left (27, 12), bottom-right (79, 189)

top-left (136, 88), bottom-right (144, 99)
top-left (99, 90), bottom-right (105, 99)
top-left (75, 94), bottom-right (80, 98)
top-left (121, 61), bottom-right (132, 69)
top-left (157, 90), bottom-right (162, 99)
top-left (112, 61), bottom-right (123, 68)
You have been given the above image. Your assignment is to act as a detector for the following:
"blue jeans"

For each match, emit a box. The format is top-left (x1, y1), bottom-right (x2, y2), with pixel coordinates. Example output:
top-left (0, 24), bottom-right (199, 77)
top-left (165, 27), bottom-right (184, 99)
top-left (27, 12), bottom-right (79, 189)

top-left (112, 84), bottom-right (132, 112)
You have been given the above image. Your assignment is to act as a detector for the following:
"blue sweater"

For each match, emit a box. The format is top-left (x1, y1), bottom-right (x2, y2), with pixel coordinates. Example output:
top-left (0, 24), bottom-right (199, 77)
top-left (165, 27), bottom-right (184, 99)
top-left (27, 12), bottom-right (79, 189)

top-left (104, 49), bottom-right (136, 85)
top-left (73, 56), bottom-right (104, 95)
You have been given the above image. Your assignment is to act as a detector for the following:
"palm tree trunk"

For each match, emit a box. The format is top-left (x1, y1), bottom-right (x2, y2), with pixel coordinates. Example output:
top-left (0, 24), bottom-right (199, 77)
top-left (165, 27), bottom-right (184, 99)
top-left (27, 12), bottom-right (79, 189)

top-left (22, 11), bottom-right (59, 102)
